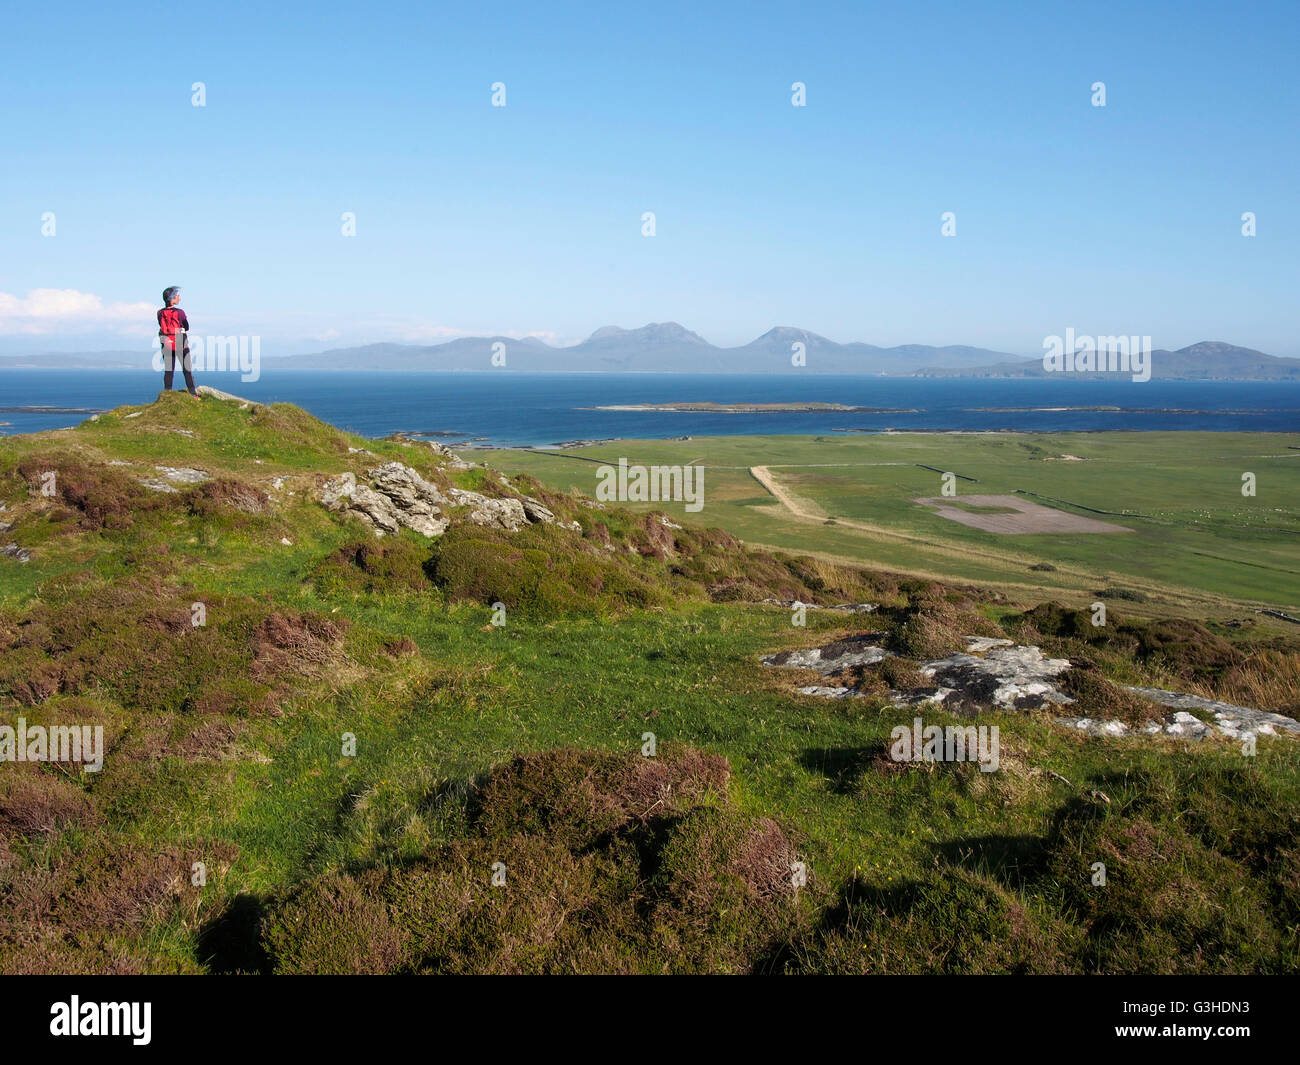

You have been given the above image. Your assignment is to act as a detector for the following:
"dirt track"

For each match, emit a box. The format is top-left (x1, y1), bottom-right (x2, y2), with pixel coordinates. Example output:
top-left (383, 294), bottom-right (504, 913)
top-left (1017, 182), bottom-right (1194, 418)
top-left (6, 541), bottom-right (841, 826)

top-left (749, 465), bottom-right (825, 519)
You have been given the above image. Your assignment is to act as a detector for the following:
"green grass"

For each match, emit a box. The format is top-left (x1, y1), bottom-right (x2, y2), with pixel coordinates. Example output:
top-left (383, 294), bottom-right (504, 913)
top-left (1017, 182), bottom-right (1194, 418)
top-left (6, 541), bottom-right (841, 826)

top-left (1, 395), bottom-right (1297, 973)
top-left (480, 431), bottom-right (1300, 612)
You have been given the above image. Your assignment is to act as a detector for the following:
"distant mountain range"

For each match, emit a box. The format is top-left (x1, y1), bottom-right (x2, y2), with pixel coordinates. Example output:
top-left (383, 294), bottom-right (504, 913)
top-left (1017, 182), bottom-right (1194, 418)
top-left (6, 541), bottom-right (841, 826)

top-left (268, 324), bottom-right (1030, 375)
top-left (917, 340), bottom-right (1300, 381)
top-left (2, 328), bottom-right (1297, 380)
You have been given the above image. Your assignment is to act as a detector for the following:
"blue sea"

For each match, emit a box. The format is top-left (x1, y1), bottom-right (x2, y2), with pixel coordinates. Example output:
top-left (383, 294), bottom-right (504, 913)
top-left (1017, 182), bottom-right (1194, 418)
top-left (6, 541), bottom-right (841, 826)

top-left (1, 370), bottom-right (1298, 445)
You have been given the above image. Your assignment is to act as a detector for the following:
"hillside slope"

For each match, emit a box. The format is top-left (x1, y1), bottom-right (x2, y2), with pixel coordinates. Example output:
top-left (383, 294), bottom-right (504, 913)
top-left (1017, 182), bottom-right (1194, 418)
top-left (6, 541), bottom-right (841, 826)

top-left (0, 391), bottom-right (1297, 974)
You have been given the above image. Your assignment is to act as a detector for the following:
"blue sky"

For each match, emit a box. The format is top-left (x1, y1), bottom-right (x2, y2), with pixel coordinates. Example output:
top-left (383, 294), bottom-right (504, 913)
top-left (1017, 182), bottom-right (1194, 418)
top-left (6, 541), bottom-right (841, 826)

top-left (2, 0), bottom-right (1297, 356)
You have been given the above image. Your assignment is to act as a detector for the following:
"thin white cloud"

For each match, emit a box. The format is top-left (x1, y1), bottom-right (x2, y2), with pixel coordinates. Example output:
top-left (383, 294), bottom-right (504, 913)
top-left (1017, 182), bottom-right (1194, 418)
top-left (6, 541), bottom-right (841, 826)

top-left (0, 292), bottom-right (585, 349)
top-left (372, 316), bottom-right (580, 347)
top-left (388, 321), bottom-right (484, 344)
top-left (0, 289), bottom-right (155, 335)
top-left (518, 330), bottom-right (578, 347)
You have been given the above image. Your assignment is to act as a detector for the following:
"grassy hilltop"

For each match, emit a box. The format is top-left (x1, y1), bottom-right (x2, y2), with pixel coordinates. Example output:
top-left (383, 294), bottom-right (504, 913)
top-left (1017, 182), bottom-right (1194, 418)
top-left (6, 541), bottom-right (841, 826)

top-left (0, 392), bottom-right (1297, 974)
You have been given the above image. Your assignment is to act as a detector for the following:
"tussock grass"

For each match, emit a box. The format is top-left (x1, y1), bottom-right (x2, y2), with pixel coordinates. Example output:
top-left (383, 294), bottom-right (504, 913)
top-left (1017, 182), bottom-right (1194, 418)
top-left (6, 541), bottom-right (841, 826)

top-left (261, 746), bottom-right (806, 974)
top-left (1011, 602), bottom-right (1300, 714)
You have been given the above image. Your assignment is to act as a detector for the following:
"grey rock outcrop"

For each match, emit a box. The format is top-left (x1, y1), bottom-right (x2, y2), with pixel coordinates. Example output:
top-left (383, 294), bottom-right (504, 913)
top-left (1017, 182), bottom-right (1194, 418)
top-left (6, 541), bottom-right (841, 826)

top-left (448, 488), bottom-right (529, 531)
top-left (520, 497), bottom-right (556, 524)
top-left (762, 634), bottom-right (890, 676)
top-left (895, 642), bottom-right (1074, 713)
top-left (763, 634), bottom-right (1072, 712)
top-left (321, 462), bottom-right (579, 537)
top-left (1057, 712), bottom-right (1208, 739)
top-left (1055, 688), bottom-right (1300, 741)
top-left (321, 464), bottom-right (449, 538)
top-left (141, 466), bottom-right (210, 493)
top-left (156, 466), bottom-right (210, 484)
top-left (195, 385), bottom-right (261, 408)
top-left (445, 488), bottom-right (580, 532)
top-left (521, 497), bottom-right (582, 531)
top-left (1124, 687), bottom-right (1300, 738)
top-left (763, 630), bottom-right (1300, 744)
top-left (369, 462), bottom-right (448, 508)
top-left (424, 440), bottom-right (476, 469)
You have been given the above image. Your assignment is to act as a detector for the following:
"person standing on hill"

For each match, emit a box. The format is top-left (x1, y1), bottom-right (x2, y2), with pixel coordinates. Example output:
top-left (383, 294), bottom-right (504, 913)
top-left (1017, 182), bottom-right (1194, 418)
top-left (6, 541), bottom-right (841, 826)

top-left (157, 286), bottom-right (199, 398)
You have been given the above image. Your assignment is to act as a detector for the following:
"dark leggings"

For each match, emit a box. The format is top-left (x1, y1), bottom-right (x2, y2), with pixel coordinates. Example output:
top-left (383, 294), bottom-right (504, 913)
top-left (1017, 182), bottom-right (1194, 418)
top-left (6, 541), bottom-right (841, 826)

top-left (162, 341), bottom-right (197, 394)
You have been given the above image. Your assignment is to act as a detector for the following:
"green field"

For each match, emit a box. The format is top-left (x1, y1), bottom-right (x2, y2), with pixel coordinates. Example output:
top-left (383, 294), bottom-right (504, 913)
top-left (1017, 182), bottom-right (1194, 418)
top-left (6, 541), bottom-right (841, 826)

top-left (482, 432), bottom-right (1300, 615)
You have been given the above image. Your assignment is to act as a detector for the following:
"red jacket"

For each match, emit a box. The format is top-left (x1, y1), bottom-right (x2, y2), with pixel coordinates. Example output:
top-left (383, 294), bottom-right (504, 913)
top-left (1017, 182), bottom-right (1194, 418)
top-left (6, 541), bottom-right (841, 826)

top-left (157, 307), bottom-right (190, 351)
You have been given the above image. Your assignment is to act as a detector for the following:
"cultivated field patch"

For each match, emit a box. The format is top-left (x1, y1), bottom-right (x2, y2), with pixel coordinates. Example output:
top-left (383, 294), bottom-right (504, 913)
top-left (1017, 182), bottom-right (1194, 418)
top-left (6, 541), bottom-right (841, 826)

top-left (912, 494), bottom-right (1132, 535)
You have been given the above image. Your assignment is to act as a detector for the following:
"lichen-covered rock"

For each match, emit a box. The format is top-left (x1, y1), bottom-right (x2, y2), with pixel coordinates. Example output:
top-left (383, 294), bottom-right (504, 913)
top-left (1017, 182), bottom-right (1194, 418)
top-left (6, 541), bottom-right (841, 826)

top-left (195, 385), bottom-right (262, 407)
top-left (1055, 692), bottom-right (1300, 742)
top-left (765, 630), bottom-right (1300, 746)
top-left (1124, 687), bottom-right (1300, 738)
top-left (321, 465), bottom-right (449, 538)
top-left (764, 634), bottom-right (1072, 712)
top-left (423, 440), bottom-right (476, 469)
top-left (367, 462), bottom-right (446, 507)
top-left (895, 643), bottom-right (1074, 713)
top-left (521, 497), bottom-right (556, 524)
top-left (319, 471), bottom-right (357, 508)
top-left (522, 497), bottom-right (582, 533)
top-left (346, 484), bottom-right (406, 535)
top-left (321, 462), bottom-right (577, 538)
top-left (1058, 717), bottom-right (1138, 738)
top-left (762, 635), bottom-right (890, 675)
top-left (442, 488), bottom-right (580, 532)
top-left (155, 466), bottom-right (210, 484)
top-left (141, 466), bottom-right (210, 492)
top-left (449, 489), bottom-right (529, 531)
top-left (1, 543), bottom-right (31, 563)
top-left (1058, 710), bottom-right (1211, 739)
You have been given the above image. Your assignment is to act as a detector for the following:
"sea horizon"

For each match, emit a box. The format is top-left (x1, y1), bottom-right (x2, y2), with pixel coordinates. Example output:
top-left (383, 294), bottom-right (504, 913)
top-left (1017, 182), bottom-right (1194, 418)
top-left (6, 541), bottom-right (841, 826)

top-left (3, 369), bottom-right (1298, 445)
